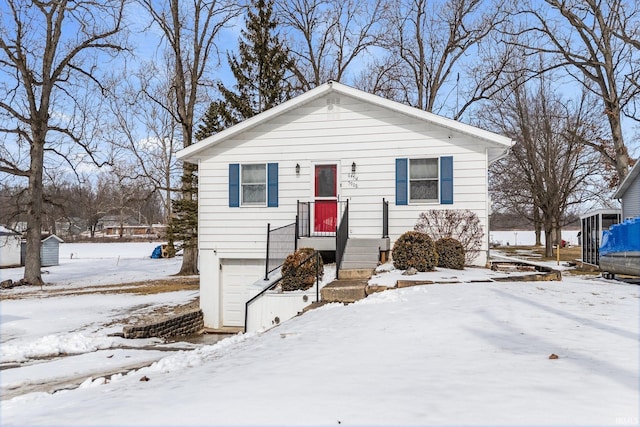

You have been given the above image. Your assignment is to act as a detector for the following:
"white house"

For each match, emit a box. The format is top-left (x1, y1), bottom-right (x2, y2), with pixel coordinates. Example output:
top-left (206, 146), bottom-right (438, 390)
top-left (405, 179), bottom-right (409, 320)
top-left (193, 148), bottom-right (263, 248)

top-left (0, 225), bottom-right (21, 268)
top-left (178, 82), bottom-right (513, 330)
top-left (614, 160), bottom-right (640, 220)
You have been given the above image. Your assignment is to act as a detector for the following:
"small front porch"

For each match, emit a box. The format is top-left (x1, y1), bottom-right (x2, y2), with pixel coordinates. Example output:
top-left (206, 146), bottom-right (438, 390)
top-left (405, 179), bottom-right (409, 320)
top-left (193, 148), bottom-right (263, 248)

top-left (264, 199), bottom-right (391, 281)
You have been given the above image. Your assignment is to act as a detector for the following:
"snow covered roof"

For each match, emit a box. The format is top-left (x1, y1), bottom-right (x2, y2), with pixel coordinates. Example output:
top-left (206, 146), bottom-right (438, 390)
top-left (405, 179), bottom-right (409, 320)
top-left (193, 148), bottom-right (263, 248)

top-left (613, 160), bottom-right (640, 199)
top-left (41, 234), bottom-right (64, 243)
top-left (0, 225), bottom-right (20, 236)
top-left (178, 81), bottom-right (514, 161)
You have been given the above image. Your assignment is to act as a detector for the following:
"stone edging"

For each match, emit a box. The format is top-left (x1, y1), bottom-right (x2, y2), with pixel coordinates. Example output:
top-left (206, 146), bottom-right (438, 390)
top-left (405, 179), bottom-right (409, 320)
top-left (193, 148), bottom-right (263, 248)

top-left (122, 309), bottom-right (204, 339)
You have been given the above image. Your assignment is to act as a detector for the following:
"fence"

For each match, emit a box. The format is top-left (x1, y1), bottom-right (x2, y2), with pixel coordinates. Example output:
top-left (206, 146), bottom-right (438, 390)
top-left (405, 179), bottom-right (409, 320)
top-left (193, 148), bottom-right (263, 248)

top-left (264, 222), bottom-right (297, 280)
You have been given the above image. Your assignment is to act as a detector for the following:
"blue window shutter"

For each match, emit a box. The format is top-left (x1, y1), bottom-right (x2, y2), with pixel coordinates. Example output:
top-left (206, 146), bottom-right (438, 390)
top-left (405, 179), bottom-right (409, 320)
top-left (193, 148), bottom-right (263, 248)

top-left (396, 158), bottom-right (408, 206)
top-left (267, 163), bottom-right (278, 207)
top-left (440, 156), bottom-right (453, 204)
top-left (229, 163), bottom-right (239, 207)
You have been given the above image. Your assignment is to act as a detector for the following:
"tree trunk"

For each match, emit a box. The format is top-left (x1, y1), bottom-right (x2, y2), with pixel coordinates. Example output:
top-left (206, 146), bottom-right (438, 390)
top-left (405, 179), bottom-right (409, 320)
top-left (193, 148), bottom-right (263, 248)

top-left (177, 246), bottom-right (198, 275)
top-left (544, 229), bottom-right (554, 258)
top-left (533, 207), bottom-right (542, 246)
top-left (24, 139), bottom-right (44, 286)
top-left (606, 106), bottom-right (630, 182)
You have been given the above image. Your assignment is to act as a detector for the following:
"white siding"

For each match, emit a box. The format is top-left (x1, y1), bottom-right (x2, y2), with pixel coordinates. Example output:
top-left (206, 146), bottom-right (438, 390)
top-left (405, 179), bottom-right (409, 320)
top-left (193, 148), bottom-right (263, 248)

top-left (197, 94), bottom-right (491, 265)
top-left (621, 173), bottom-right (640, 219)
top-left (0, 235), bottom-right (21, 267)
top-left (195, 92), bottom-right (502, 328)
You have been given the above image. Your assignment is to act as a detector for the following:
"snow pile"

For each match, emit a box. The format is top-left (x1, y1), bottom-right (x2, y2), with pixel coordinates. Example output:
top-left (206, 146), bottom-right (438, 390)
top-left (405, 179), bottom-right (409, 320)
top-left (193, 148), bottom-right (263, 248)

top-left (2, 277), bottom-right (638, 426)
top-left (1, 332), bottom-right (123, 363)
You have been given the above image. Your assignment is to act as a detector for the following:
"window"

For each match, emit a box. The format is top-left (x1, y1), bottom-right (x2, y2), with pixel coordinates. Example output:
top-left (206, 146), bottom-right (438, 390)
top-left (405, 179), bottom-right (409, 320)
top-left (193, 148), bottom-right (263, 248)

top-left (229, 163), bottom-right (278, 208)
top-left (241, 164), bottom-right (266, 206)
top-left (396, 157), bottom-right (453, 205)
top-left (409, 158), bottom-right (438, 202)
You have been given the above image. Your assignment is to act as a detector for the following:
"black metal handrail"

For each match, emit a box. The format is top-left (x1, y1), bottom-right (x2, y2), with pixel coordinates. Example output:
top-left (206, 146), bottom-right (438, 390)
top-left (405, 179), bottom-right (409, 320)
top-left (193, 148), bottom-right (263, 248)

top-left (264, 222), bottom-right (297, 280)
top-left (245, 250), bottom-right (322, 332)
top-left (335, 199), bottom-right (349, 279)
top-left (382, 198), bottom-right (389, 238)
top-left (297, 200), bottom-right (348, 237)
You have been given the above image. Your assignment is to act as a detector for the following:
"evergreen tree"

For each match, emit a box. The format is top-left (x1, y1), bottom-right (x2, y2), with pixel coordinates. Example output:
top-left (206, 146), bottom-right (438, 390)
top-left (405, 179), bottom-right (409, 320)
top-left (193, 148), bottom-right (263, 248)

top-left (195, 0), bottom-right (294, 140)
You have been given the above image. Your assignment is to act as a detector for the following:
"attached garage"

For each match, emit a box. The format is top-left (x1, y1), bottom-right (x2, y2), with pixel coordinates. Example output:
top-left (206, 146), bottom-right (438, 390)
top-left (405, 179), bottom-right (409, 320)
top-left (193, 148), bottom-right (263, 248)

top-left (220, 259), bottom-right (264, 327)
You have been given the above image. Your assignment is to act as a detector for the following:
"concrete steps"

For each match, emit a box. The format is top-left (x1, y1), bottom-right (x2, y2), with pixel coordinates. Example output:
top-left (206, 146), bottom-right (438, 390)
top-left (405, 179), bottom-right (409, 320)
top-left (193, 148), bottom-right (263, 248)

top-left (340, 238), bottom-right (381, 270)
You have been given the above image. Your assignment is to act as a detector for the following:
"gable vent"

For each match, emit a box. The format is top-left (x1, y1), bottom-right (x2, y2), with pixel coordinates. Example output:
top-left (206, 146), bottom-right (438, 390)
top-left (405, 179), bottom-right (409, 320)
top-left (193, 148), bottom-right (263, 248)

top-left (326, 97), bottom-right (340, 110)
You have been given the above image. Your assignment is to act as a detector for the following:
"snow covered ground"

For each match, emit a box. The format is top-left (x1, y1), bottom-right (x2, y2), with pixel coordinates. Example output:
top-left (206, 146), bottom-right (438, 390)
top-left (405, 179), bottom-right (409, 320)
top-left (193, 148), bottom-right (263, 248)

top-left (1, 241), bottom-right (638, 425)
top-left (0, 241), bottom-right (183, 290)
top-left (490, 230), bottom-right (580, 247)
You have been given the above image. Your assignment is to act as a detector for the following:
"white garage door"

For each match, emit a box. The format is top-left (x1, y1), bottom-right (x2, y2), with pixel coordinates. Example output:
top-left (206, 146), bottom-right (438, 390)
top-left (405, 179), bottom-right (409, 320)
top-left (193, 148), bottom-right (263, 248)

top-left (221, 259), bottom-right (264, 327)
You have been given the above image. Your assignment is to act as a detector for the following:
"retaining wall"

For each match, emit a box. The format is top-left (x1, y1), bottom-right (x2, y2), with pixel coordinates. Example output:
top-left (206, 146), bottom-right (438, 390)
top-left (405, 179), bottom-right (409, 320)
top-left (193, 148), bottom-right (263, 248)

top-left (123, 310), bottom-right (204, 339)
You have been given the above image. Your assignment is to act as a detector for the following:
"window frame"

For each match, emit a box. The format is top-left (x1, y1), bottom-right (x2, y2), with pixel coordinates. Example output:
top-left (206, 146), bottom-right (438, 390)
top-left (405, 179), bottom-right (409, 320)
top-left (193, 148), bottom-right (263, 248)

top-left (408, 157), bottom-right (439, 203)
top-left (240, 163), bottom-right (267, 207)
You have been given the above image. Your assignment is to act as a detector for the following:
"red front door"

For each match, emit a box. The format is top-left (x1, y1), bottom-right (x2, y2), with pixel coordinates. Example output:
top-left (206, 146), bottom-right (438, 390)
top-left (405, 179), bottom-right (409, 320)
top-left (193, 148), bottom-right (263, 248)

top-left (314, 164), bottom-right (337, 233)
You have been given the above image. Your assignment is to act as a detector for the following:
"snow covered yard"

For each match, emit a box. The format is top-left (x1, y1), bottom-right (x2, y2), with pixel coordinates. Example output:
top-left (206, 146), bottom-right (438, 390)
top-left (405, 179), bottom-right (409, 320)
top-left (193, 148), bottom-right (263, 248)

top-left (2, 266), bottom-right (638, 425)
top-left (0, 242), bottom-right (199, 400)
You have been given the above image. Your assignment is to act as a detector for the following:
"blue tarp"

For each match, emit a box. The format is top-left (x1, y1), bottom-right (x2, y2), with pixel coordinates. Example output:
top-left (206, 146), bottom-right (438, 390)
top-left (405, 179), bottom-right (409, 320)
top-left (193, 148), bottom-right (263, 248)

top-left (600, 217), bottom-right (640, 256)
top-left (151, 245), bottom-right (163, 259)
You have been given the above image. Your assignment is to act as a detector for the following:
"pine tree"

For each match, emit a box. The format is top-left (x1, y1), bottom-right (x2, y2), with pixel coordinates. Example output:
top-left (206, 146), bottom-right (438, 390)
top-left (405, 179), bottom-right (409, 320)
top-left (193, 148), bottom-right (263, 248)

top-left (171, 0), bottom-right (293, 263)
top-left (195, 0), bottom-right (294, 140)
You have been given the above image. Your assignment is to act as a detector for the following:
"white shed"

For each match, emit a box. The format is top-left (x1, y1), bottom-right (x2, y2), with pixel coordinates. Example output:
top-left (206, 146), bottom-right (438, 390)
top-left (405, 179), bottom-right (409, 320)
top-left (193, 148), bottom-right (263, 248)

top-left (0, 226), bottom-right (22, 268)
top-left (20, 234), bottom-right (64, 267)
top-left (178, 81), bottom-right (513, 330)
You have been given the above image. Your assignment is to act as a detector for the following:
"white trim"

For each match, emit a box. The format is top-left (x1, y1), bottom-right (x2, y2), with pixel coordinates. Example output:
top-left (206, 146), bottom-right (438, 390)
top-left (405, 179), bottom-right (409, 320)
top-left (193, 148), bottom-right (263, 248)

top-left (408, 157), bottom-right (439, 204)
top-left (178, 81), bottom-right (513, 162)
top-left (240, 163), bottom-right (267, 207)
top-left (613, 161), bottom-right (640, 199)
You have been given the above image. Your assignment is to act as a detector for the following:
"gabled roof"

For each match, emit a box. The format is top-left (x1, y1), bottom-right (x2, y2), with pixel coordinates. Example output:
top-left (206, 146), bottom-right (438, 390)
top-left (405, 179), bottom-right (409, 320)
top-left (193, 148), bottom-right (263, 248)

top-left (178, 81), bottom-right (513, 161)
top-left (41, 234), bottom-right (64, 243)
top-left (0, 225), bottom-right (20, 237)
top-left (613, 160), bottom-right (639, 199)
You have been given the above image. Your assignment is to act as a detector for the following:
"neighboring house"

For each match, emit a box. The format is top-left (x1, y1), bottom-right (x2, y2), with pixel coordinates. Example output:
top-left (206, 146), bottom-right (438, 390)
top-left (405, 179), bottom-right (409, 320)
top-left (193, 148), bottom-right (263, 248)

top-left (96, 215), bottom-right (157, 238)
top-left (54, 217), bottom-right (87, 239)
top-left (178, 81), bottom-right (513, 330)
top-left (0, 225), bottom-right (21, 268)
top-left (614, 160), bottom-right (640, 220)
top-left (20, 234), bottom-right (64, 267)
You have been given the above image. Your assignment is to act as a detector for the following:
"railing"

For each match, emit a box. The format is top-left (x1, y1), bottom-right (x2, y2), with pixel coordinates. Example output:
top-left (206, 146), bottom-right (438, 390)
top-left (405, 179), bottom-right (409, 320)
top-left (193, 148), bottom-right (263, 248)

top-left (264, 222), bottom-right (297, 280)
top-left (297, 200), bottom-right (348, 237)
top-left (245, 250), bottom-right (322, 332)
top-left (382, 198), bottom-right (389, 238)
top-left (335, 199), bottom-right (349, 279)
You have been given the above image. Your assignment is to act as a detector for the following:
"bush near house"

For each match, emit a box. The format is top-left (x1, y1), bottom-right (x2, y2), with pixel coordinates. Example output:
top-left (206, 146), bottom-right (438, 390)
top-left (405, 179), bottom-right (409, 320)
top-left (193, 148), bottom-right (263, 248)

top-left (392, 231), bottom-right (438, 272)
top-left (435, 237), bottom-right (465, 270)
top-left (281, 247), bottom-right (324, 291)
top-left (414, 209), bottom-right (484, 265)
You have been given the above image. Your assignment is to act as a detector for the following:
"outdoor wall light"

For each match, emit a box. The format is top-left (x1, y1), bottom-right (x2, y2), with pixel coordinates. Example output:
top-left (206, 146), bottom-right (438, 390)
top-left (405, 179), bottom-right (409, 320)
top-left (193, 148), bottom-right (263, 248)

top-left (295, 163), bottom-right (300, 175)
top-left (351, 162), bottom-right (356, 173)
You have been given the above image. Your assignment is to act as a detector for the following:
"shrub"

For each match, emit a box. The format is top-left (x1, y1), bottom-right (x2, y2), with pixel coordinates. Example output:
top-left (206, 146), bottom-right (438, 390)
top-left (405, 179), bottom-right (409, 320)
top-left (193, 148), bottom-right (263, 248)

top-left (414, 209), bottom-right (484, 264)
top-left (280, 247), bottom-right (324, 291)
top-left (435, 237), bottom-right (465, 270)
top-left (392, 231), bottom-right (438, 272)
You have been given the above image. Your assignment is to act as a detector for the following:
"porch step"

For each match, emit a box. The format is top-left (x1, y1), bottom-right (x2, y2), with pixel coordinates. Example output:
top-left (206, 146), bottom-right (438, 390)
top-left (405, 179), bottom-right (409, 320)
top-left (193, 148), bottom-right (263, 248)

top-left (340, 238), bottom-right (381, 270)
top-left (321, 279), bottom-right (368, 303)
top-left (338, 268), bottom-right (375, 279)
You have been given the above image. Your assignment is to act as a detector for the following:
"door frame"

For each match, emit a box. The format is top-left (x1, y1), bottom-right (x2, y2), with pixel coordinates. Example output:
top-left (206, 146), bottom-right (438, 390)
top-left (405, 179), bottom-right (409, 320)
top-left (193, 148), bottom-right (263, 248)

top-left (311, 161), bottom-right (340, 235)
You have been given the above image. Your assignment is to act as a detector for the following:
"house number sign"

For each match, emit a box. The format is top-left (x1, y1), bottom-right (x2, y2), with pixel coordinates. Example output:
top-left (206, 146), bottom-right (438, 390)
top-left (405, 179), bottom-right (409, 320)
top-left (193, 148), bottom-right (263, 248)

top-left (347, 173), bottom-right (358, 189)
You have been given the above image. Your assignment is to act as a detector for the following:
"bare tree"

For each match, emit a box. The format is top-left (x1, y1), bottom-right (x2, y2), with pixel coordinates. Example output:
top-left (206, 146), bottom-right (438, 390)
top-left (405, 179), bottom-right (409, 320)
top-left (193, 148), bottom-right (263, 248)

top-left (139, 0), bottom-right (240, 275)
top-left (0, 0), bottom-right (127, 285)
top-left (108, 63), bottom-right (182, 225)
top-left (276, 0), bottom-right (387, 90)
top-left (382, 0), bottom-right (507, 117)
top-left (508, 0), bottom-right (640, 183)
top-left (484, 72), bottom-right (604, 256)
